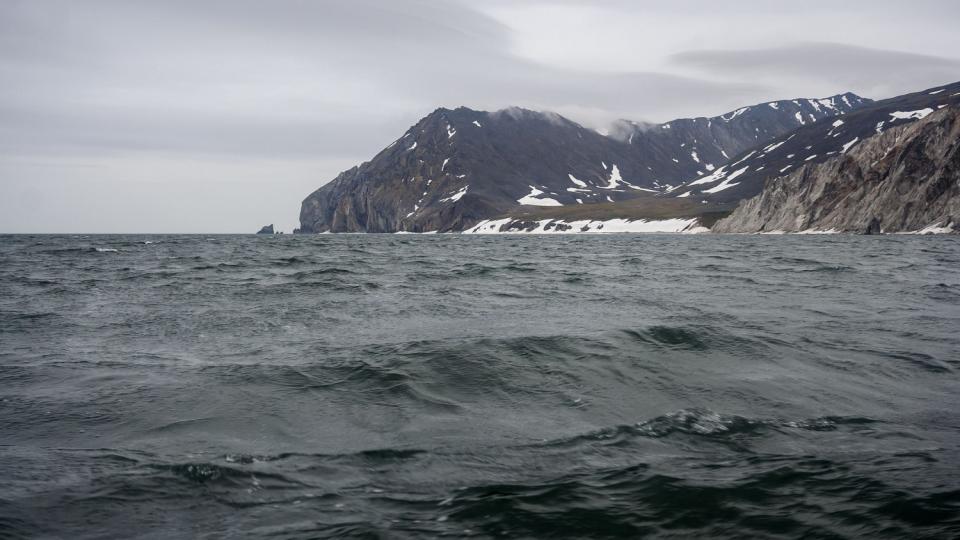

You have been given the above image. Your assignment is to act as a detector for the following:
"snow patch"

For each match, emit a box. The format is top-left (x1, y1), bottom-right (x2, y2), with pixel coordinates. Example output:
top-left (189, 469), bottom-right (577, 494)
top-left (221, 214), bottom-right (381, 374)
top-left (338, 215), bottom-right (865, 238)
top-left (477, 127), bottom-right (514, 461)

top-left (600, 164), bottom-right (624, 189)
top-left (688, 165), bottom-right (728, 187)
top-left (517, 186), bottom-right (562, 206)
top-left (763, 140), bottom-right (785, 154)
top-left (722, 107), bottom-right (749, 121)
top-left (441, 186), bottom-right (468, 203)
top-left (796, 228), bottom-right (840, 235)
top-left (464, 217), bottom-right (707, 235)
top-left (702, 166), bottom-right (748, 194)
top-left (730, 151), bottom-right (756, 168)
top-left (841, 138), bottom-right (860, 153)
top-left (890, 108), bottom-right (934, 121)
top-left (568, 174), bottom-right (587, 187)
top-left (912, 223), bottom-right (955, 234)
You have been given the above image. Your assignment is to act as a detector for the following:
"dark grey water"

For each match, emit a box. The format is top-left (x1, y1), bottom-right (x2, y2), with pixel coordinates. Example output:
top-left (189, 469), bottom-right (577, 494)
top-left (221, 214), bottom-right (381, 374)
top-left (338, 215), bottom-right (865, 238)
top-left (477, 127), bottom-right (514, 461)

top-left (1, 233), bottom-right (959, 539)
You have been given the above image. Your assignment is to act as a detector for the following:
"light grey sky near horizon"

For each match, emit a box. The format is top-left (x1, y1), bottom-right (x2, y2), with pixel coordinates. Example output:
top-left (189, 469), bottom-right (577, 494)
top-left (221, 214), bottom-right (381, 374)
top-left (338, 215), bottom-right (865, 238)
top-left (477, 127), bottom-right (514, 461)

top-left (2, 0), bottom-right (959, 233)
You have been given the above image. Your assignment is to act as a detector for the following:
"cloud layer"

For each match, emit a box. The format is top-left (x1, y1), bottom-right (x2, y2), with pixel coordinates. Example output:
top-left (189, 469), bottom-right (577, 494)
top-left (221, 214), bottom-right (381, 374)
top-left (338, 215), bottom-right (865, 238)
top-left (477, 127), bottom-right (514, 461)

top-left (1, 0), bottom-right (958, 232)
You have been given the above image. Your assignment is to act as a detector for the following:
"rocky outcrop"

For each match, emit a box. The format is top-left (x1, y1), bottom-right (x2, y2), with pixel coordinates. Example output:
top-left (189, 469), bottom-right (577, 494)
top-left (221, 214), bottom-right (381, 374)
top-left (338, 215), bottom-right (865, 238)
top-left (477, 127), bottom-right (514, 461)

top-left (672, 81), bottom-right (960, 203)
top-left (712, 106), bottom-right (960, 234)
top-left (256, 224), bottom-right (275, 234)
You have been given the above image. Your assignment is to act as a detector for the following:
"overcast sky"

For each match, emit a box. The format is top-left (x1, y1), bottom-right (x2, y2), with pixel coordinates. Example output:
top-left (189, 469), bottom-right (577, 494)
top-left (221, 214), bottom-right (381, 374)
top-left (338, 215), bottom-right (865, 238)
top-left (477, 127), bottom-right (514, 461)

top-left (2, 0), bottom-right (959, 232)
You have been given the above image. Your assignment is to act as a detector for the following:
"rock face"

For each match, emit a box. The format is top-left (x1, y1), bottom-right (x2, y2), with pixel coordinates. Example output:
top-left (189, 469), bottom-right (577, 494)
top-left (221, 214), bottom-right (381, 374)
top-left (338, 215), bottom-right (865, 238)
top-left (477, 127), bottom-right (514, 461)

top-left (712, 106), bottom-right (960, 234)
top-left (298, 93), bottom-right (867, 233)
top-left (256, 224), bottom-right (275, 235)
top-left (614, 92), bottom-right (869, 180)
top-left (674, 82), bottom-right (960, 203)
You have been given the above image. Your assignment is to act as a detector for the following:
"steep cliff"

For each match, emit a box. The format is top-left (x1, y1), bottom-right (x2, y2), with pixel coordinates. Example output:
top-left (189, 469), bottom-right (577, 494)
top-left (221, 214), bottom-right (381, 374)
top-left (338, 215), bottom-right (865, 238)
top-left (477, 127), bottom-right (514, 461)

top-left (712, 106), bottom-right (960, 234)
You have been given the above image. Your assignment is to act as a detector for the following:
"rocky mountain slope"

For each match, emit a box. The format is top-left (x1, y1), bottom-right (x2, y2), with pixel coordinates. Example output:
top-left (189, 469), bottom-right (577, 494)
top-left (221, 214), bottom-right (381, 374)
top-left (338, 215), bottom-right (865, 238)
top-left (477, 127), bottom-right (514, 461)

top-left (712, 106), bottom-right (960, 234)
top-left (297, 93), bottom-right (868, 233)
top-left (670, 82), bottom-right (960, 203)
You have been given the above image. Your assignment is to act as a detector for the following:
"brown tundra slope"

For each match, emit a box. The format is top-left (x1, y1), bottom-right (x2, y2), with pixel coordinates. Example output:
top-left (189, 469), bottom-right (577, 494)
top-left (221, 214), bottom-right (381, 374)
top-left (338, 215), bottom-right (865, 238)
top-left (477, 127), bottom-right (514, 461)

top-left (712, 106), bottom-right (960, 234)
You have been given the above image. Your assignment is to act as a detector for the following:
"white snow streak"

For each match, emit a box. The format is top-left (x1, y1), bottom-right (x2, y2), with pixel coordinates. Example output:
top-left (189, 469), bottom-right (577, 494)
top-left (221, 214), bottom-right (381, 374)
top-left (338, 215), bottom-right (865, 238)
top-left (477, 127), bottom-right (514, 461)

top-left (841, 138), bottom-right (860, 153)
top-left (600, 165), bottom-right (624, 189)
top-left (568, 174), bottom-right (588, 187)
top-left (517, 186), bottom-right (562, 206)
top-left (464, 217), bottom-right (706, 234)
top-left (440, 186), bottom-right (468, 203)
top-left (722, 107), bottom-right (749, 121)
top-left (890, 109), bottom-right (934, 121)
top-left (702, 166), bottom-right (748, 194)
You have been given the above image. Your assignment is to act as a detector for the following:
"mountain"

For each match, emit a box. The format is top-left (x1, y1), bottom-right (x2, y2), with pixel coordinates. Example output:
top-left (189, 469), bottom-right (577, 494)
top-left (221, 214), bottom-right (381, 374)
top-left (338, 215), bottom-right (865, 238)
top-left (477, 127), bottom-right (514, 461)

top-left (712, 105), bottom-right (960, 234)
top-left (297, 93), bottom-right (869, 233)
top-left (612, 92), bottom-right (868, 184)
top-left (670, 81), bottom-right (960, 203)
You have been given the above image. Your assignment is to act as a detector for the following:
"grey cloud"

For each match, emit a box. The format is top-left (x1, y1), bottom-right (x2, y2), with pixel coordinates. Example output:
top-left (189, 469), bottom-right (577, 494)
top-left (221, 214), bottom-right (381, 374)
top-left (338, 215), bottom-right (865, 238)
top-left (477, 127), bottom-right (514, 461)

top-left (0, 0), bottom-right (766, 167)
top-left (670, 42), bottom-right (960, 99)
top-left (1, 0), bottom-right (958, 232)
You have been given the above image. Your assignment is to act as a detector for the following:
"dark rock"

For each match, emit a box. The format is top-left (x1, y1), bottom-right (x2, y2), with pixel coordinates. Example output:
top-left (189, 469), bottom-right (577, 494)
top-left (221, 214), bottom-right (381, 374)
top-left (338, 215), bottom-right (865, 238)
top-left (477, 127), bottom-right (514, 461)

top-left (256, 224), bottom-right (274, 235)
top-left (712, 107), bottom-right (960, 234)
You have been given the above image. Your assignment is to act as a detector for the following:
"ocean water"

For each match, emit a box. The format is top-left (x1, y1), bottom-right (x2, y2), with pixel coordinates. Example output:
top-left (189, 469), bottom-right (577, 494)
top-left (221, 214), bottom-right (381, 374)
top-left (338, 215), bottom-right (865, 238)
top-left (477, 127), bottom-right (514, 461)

top-left (1, 233), bottom-right (959, 539)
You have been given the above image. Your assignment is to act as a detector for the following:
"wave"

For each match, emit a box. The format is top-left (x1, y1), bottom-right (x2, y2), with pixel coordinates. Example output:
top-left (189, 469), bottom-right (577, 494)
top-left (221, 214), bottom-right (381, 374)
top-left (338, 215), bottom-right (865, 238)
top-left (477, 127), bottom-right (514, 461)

top-left (534, 409), bottom-right (879, 451)
top-left (619, 326), bottom-right (710, 351)
top-left (634, 408), bottom-right (876, 437)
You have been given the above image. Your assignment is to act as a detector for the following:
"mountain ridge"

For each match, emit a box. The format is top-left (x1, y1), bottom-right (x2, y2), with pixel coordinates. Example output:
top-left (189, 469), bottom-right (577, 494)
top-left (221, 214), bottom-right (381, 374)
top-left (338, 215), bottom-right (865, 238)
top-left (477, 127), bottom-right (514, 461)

top-left (712, 105), bottom-right (960, 234)
top-left (667, 81), bottom-right (960, 203)
top-left (297, 91), bottom-right (870, 233)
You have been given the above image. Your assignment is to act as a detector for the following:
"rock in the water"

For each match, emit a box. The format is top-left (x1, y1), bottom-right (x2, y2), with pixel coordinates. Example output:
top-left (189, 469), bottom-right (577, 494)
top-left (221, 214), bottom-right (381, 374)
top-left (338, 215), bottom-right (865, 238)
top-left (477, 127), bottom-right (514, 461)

top-left (712, 106), bottom-right (960, 234)
top-left (256, 224), bottom-right (275, 235)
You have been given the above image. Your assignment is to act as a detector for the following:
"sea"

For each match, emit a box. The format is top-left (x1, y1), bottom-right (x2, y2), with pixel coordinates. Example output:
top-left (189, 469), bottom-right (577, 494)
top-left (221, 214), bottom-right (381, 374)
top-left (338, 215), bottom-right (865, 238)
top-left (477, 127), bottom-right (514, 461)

top-left (1, 233), bottom-right (959, 539)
